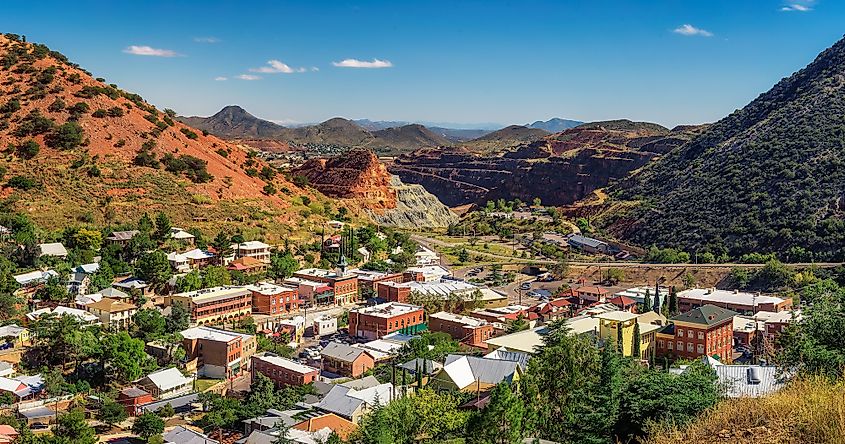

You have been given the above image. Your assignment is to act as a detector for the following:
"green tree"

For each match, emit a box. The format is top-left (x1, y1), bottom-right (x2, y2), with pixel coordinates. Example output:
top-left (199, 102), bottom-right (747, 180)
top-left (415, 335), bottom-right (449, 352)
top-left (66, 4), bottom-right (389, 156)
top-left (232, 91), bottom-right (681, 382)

top-left (507, 314), bottom-right (529, 334)
top-left (138, 213), bottom-right (154, 234)
top-left (54, 409), bottom-right (97, 444)
top-left (668, 286), bottom-right (678, 315)
top-left (102, 331), bottom-right (155, 383)
top-left (210, 231), bottom-right (232, 265)
top-left (632, 322), bottom-right (641, 359)
top-left (153, 212), bottom-right (171, 242)
top-left (457, 248), bottom-right (470, 264)
top-left (202, 266), bottom-right (231, 287)
top-left (166, 302), bottom-right (190, 333)
top-left (132, 309), bottom-right (166, 341)
top-left (135, 251), bottom-right (172, 290)
top-left (132, 412), bottom-right (165, 441)
top-left (269, 251), bottom-right (299, 280)
top-left (97, 398), bottom-right (129, 426)
top-left (469, 382), bottom-right (525, 444)
top-left (16, 139), bottom-right (40, 159)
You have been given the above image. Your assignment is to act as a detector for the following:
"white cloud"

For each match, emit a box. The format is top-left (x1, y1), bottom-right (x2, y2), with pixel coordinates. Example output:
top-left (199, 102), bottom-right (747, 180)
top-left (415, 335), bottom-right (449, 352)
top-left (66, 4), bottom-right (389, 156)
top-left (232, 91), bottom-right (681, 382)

top-left (249, 59), bottom-right (307, 74)
top-left (236, 74), bottom-right (261, 81)
top-left (311, 67), bottom-right (320, 72)
top-left (214, 76), bottom-right (228, 81)
top-left (123, 45), bottom-right (180, 57)
top-left (194, 37), bottom-right (220, 43)
top-left (780, 3), bottom-right (812, 11)
top-left (332, 58), bottom-right (393, 68)
top-left (673, 24), bottom-right (713, 37)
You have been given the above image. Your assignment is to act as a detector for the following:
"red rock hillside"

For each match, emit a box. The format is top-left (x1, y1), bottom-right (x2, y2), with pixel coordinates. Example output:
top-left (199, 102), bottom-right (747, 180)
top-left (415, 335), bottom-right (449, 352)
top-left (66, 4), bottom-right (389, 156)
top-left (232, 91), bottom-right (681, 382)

top-left (0, 33), bottom-right (329, 237)
top-left (292, 149), bottom-right (397, 209)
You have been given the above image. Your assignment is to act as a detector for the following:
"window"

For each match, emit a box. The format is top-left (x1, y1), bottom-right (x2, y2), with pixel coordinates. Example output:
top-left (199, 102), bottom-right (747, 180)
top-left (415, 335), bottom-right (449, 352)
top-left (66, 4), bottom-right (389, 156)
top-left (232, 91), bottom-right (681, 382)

top-left (668, 341), bottom-right (674, 350)
top-left (676, 341), bottom-right (682, 350)
top-left (698, 332), bottom-right (704, 340)
top-left (697, 344), bottom-right (704, 354)
top-left (687, 342), bottom-right (693, 352)
top-left (687, 330), bottom-right (694, 338)
top-left (677, 328), bottom-right (684, 337)
top-left (658, 340), bottom-right (664, 348)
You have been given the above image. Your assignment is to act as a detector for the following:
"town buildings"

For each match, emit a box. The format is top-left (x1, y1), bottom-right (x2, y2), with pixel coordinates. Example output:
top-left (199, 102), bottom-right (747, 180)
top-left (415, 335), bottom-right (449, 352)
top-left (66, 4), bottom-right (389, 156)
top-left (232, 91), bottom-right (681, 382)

top-left (377, 279), bottom-right (508, 309)
top-left (348, 302), bottom-right (425, 340)
top-left (136, 368), bottom-right (194, 399)
top-left (181, 326), bottom-right (257, 378)
top-left (251, 353), bottom-right (320, 388)
top-left (294, 268), bottom-right (359, 305)
top-left (105, 230), bottom-right (139, 248)
top-left (677, 288), bottom-right (791, 314)
top-left (321, 342), bottom-right (376, 378)
top-left (117, 387), bottom-right (154, 416)
top-left (428, 312), bottom-right (496, 348)
top-left (656, 305), bottom-right (737, 363)
top-left (236, 241), bottom-right (272, 263)
top-left (84, 298), bottom-right (138, 330)
top-left (246, 282), bottom-right (300, 316)
top-left (567, 234), bottom-right (612, 255)
top-left (169, 286), bottom-right (252, 326)
top-left (313, 315), bottom-right (338, 337)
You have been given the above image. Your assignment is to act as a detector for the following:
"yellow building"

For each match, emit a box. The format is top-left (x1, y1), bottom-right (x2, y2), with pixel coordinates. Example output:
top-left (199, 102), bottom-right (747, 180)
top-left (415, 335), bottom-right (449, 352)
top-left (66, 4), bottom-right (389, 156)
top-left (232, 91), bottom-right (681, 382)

top-left (597, 311), bottom-right (663, 360)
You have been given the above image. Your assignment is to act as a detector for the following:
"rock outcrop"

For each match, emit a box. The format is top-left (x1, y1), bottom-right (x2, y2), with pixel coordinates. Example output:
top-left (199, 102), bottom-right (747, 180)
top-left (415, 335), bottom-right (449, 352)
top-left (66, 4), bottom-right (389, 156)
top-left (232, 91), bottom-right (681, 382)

top-left (293, 149), bottom-right (457, 228)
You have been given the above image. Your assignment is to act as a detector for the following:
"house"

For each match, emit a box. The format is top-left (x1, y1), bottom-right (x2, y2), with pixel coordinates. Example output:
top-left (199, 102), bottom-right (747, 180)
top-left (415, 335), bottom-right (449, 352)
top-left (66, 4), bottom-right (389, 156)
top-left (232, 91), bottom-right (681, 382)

top-left (470, 305), bottom-right (531, 324)
top-left (484, 348), bottom-right (531, 371)
top-left (429, 354), bottom-right (522, 393)
top-left (316, 382), bottom-right (394, 423)
top-left (656, 304), bottom-right (737, 363)
top-left (674, 356), bottom-right (786, 398)
top-left (26, 306), bottom-right (99, 324)
top-left (397, 358), bottom-right (442, 375)
top-left (0, 374), bottom-right (44, 400)
top-left (117, 387), bottom-right (154, 416)
top-left (37, 242), bottom-right (68, 258)
top-left (181, 326), bottom-right (256, 378)
top-left (348, 302), bottom-right (426, 340)
top-left (608, 295), bottom-right (638, 313)
top-left (596, 311), bottom-right (662, 360)
top-left (574, 286), bottom-right (610, 306)
top-left (278, 316), bottom-right (307, 343)
top-left (246, 282), bottom-right (300, 316)
top-left (614, 286), bottom-right (670, 311)
top-left (528, 298), bottom-right (573, 323)
top-left (0, 363), bottom-right (12, 378)
top-left (164, 426), bottom-right (219, 444)
top-left (105, 230), bottom-right (139, 247)
top-left (428, 311), bottom-right (496, 348)
top-left (356, 247), bottom-right (371, 264)
top-left (0, 324), bottom-right (30, 348)
top-left (170, 228), bottom-right (196, 244)
top-left (313, 315), bottom-right (338, 337)
top-left (320, 342), bottom-right (375, 378)
top-left (228, 256), bottom-right (268, 274)
top-left (169, 286), bottom-right (252, 326)
top-left (0, 424), bottom-right (19, 444)
top-left (136, 367), bottom-right (194, 399)
top-left (66, 271), bottom-right (91, 296)
top-left (236, 241), bottom-right (272, 263)
top-left (567, 234), bottom-right (611, 255)
top-left (292, 413), bottom-right (357, 441)
top-left (136, 392), bottom-right (200, 416)
top-left (677, 288), bottom-right (792, 314)
top-left (168, 249), bottom-right (217, 272)
top-left (294, 268), bottom-right (359, 305)
top-left (113, 277), bottom-right (151, 297)
top-left (352, 338), bottom-right (407, 362)
top-left (84, 298), bottom-right (138, 330)
top-left (251, 353), bottom-right (320, 388)
top-left (13, 269), bottom-right (58, 288)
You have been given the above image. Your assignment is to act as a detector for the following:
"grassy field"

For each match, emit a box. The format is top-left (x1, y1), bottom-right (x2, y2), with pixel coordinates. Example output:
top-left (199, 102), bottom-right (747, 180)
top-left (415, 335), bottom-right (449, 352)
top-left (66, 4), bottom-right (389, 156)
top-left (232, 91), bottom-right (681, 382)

top-left (194, 378), bottom-right (221, 392)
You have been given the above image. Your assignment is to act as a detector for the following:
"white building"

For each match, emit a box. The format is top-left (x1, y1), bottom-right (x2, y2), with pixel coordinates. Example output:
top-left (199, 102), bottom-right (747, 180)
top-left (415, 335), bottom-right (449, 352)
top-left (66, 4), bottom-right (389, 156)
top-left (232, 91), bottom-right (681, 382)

top-left (313, 315), bottom-right (338, 337)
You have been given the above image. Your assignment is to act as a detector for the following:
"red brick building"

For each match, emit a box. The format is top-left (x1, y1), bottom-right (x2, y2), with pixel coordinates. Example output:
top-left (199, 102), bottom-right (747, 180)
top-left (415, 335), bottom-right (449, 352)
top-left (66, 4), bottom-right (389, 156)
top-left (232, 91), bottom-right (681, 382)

top-left (656, 304), bottom-right (737, 363)
top-left (251, 353), bottom-right (320, 388)
top-left (428, 311), bottom-right (495, 348)
top-left (117, 387), bottom-right (153, 416)
top-left (246, 283), bottom-right (300, 316)
top-left (294, 268), bottom-right (359, 305)
top-left (321, 342), bottom-right (376, 378)
top-left (575, 286), bottom-right (610, 306)
top-left (348, 302), bottom-right (426, 340)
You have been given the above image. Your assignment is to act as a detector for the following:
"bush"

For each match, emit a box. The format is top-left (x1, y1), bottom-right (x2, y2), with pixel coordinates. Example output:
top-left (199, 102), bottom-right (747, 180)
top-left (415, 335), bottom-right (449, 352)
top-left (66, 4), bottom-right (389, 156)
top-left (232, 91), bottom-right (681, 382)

top-left (180, 128), bottom-right (199, 140)
top-left (162, 154), bottom-right (212, 183)
top-left (91, 109), bottom-right (107, 118)
top-left (7, 175), bottom-right (37, 190)
top-left (13, 111), bottom-right (55, 136)
top-left (292, 175), bottom-right (309, 187)
top-left (0, 99), bottom-right (20, 114)
top-left (107, 106), bottom-right (124, 117)
top-left (263, 183), bottom-right (277, 195)
top-left (45, 122), bottom-right (85, 149)
top-left (133, 150), bottom-right (160, 169)
top-left (47, 98), bottom-right (66, 112)
top-left (16, 139), bottom-right (39, 159)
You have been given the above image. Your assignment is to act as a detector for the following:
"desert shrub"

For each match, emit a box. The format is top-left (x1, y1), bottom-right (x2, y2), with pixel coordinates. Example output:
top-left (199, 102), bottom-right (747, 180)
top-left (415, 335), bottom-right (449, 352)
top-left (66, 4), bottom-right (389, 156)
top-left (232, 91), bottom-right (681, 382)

top-left (45, 122), bottom-right (84, 149)
top-left (91, 109), bottom-right (107, 118)
top-left (13, 111), bottom-right (55, 136)
top-left (47, 98), bottom-right (66, 112)
top-left (7, 175), bottom-right (37, 190)
top-left (180, 128), bottom-right (199, 140)
top-left (16, 140), bottom-right (39, 159)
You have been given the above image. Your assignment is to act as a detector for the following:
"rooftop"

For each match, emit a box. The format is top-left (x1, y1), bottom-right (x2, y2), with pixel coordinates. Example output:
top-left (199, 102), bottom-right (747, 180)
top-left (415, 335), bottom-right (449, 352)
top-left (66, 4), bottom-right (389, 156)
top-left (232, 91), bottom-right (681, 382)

top-left (321, 342), bottom-right (372, 362)
top-left (238, 240), bottom-right (271, 250)
top-left (38, 242), bottom-right (68, 257)
top-left (253, 353), bottom-right (319, 374)
top-left (596, 311), bottom-right (639, 323)
top-left (672, 304), bottom-right (738, 326)
top-left (246, 282), bottom-right (298, 295)
top-left (351, 302), bottom-right (423, 318)
top-left (85, 297), bottom-right (137, 313)
top-left (568, 234), bottom-right (607, 248)
top-left (430, 311), bottom-right (490, 328)
top-left (181, 326), bottom-right (253, 343)
top-left (106, 230), bottom-right (139, 241)
top-left (678, 288), bottom-right (786, 306)
top-left (173, 286), bottom-right (251, 303)
top-left (141, 367), bottom-right (193, 392)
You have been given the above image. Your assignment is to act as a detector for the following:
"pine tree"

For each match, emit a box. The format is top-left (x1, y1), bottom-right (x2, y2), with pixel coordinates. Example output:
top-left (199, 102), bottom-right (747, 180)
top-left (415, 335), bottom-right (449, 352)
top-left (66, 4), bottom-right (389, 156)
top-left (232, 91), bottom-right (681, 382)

top-left (653, 281), bottom-right (661, 313)
top-left (668, 286), bottom-right (678, 315)
top-left (616, 322), bottom-right (624, 355)
top-left (643, 289), bottom-right (652, 313)
top-left (632, 322), bottom-right (641, 359)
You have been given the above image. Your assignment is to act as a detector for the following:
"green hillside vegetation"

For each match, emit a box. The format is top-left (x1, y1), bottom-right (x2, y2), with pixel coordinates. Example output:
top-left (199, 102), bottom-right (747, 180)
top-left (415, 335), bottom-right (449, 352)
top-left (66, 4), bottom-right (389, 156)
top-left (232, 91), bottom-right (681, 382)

top-left (603, 35), bottom-right (845, 262)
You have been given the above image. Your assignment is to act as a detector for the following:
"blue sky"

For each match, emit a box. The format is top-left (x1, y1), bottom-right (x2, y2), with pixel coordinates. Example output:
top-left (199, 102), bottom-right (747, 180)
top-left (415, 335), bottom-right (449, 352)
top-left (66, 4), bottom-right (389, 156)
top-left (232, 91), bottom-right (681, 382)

top-left (1, 0), bottom-right (841, 127)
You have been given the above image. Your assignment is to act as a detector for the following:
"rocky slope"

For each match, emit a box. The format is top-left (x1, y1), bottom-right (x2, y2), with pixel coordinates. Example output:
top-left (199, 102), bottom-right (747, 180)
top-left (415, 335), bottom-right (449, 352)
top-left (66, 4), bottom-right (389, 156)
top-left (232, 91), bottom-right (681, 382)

top-left (460, 125), bottom-right (550, 154)
top-left (391, 122), bottom-right (699, 207)
top-left (0, 34), bottom-right (323, 237)
top-left (370, 124), bottom-right (452, 154)
top-left (528, 117), bottom-right (584, 132)
top-left (600, 35), bottom-right (845, 260)
top-left (292, 149), bottom-right (457, 228)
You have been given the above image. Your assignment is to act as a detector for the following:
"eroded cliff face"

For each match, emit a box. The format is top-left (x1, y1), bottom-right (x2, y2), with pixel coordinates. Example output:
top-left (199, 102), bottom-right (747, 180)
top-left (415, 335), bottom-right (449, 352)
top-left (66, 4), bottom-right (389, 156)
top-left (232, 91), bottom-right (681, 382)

top-left (293, 149), bottom-right (457, 228)
top-left (365, 176), bottom-right (459, 229)
top-left (390, 123), bottom-right (704, 207)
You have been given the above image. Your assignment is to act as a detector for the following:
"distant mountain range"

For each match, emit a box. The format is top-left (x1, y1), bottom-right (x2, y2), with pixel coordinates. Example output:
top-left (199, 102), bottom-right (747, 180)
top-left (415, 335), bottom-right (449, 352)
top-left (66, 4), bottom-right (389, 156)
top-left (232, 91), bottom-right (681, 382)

top-left (181, 106), bottom-right (579, 155)
top-left (527, 118), bottom-right (584, 132)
